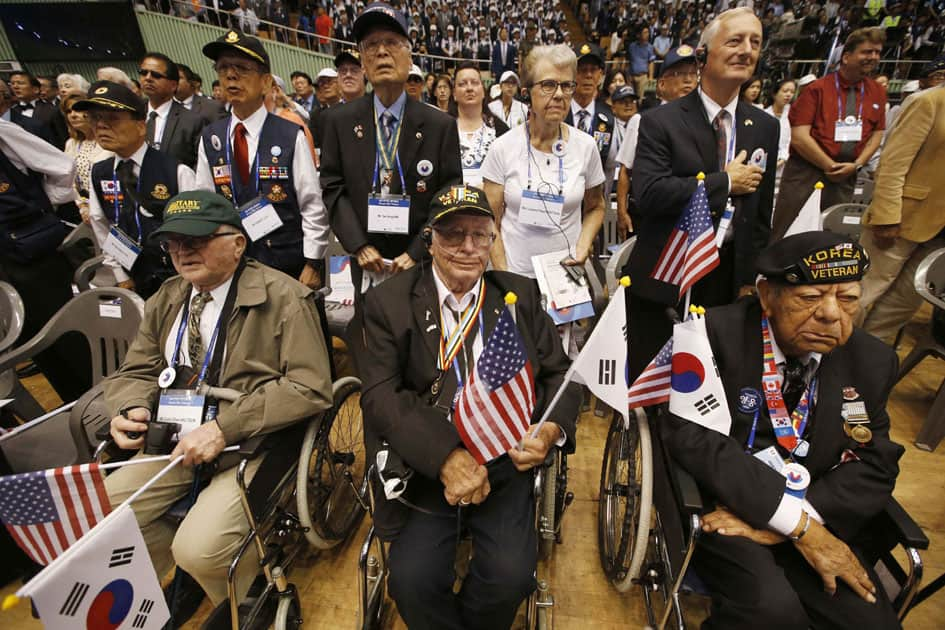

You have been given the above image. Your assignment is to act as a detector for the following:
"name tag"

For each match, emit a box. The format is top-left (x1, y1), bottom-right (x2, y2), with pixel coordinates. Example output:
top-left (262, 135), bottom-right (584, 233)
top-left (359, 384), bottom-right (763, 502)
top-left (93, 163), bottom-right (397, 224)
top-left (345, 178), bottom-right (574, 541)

top-left (367, 195), bottom-right (410, 234)
top-left (462, 167), bottom-right (482, 184)
top-left (156, 389), bottom-right (206, 440)
top-left (834, 118), bottom-right (863, 143)
top-left (753, 445), bottom-right (785, 473)
top-left (239, 195), bottom-right (283, 241)
top-left (520, 190), bottom-right (564, 229)
top-left (212, 164), bottom-right (231, 185)
top-left (102, 226), bottom-right (141, 271)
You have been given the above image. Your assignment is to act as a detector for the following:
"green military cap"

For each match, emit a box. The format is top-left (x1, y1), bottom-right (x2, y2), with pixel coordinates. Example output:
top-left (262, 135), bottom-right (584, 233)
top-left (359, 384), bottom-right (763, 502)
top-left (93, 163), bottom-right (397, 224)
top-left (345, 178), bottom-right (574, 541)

top-left (428, 185), bottom-right (495, 226)
top-left (756, 231), bottom-right (870, 285)
top-left (152, 190), bottom-right (243, 238)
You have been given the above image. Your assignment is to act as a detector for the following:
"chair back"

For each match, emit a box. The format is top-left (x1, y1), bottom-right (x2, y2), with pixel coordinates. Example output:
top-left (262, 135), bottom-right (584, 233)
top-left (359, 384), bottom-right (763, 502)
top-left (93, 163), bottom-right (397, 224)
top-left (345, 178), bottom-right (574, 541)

top-left (0, 281), bottom-right (25, 354)
top-left (852, 178), bottom-right (875, 205)
top-left (605, 237), bottom-right (637, 295)
top-left (821, 203), bottom-right (867, 241)
top-left (913, 247), bottom-right (945, 312)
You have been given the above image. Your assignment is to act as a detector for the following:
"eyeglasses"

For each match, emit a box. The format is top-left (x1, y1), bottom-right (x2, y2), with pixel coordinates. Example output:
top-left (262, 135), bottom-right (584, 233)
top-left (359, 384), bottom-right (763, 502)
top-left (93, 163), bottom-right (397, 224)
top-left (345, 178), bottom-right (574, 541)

top-left (530, 80), bottom-right (577, 95)
top-left (214, 61), bottom-right (261, 77)
top-left (360, 36), bottom-right (409, 56)
top-left (433, 228), bottom-right (496, 249)
top-left (407, 76), bottom-right (424, 83)
top-left (138, 68), bottom-right (169, 80)
top-left (337, 65), bottom-right (364, 77)
top-left (663, 70), bottom-right (699, 79)
top-left (89, 111), bottom-right (134, 125)
top-left (159, 232), bottom-right (240, 254)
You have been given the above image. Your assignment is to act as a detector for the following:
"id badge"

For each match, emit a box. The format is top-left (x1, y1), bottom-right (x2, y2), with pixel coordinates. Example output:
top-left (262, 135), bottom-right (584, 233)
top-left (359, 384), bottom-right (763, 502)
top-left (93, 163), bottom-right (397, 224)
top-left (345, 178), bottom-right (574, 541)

top-left (462, 167), bottom-right (482, 185)
top-left (239, 195), bottom-right (283, 241)
top-left (156, 389), bottom-right (206, 440)
top-left (367, 194), bottom-right (410, 234)
top-left (520, 190), bottom-right (564, 228)
top-left (103, 226), bottom-right (142, 271)
top-left (752, 445), bottom-right (785, 473)
top-left (715, 200), bottom-right (736, 248)
top-left (834, 119), bottom-right (863, 142)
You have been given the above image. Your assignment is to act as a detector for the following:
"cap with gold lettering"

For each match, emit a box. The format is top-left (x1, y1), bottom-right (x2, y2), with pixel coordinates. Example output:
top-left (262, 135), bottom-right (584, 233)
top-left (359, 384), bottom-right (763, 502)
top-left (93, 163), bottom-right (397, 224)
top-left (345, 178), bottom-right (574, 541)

top-left (428, 185), bottom-right (495, 226)
top-left (73, 81), bottom-right (146, 119)
top-left (203, 29), bottom-right (271, 71)
top-left (756, 231), bottom-right (870, 284)
top-left (152, 190), bottom-right (243, 238)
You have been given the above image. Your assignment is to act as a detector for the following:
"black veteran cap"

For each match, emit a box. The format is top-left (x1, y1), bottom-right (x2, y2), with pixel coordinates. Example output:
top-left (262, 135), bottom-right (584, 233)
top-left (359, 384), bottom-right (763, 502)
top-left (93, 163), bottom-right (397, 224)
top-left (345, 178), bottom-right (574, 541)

top-left (921, 54), bottom-right (945, 78)
top-left (152, 190), bottom-right (243, 238)
top-left (756, 231), bottom-right (870, 285)
top-left (429, 185), bottom-right (495, 226)
top-left (575, 43), bottom-right (605, 67)
top-left (73, 81), bottom-right (146, 119)
top-left (203, 29), bottom-right (271, 70)
top-left (335, 48), bottom-right (362, 67)
top-left (660, 44), bottom-right (697, 77)
top-left (354, 2), bottom-right (410, 41)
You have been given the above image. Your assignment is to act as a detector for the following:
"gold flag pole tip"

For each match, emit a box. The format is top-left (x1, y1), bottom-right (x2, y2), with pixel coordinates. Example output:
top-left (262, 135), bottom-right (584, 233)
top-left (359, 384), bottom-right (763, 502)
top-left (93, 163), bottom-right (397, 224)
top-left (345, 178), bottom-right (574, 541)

top-left (504, 292), bottom-right (518, 305)
top-left (619, 276), bottom-right (631, 287)
top-left (2, 595), bottom-right (21, 611)
top-left (689, 304), bottom-right (699, 313)
top-left (814, 181), bottom-right (825, 190)
top-left (696, 172), bottom-right (706, 181)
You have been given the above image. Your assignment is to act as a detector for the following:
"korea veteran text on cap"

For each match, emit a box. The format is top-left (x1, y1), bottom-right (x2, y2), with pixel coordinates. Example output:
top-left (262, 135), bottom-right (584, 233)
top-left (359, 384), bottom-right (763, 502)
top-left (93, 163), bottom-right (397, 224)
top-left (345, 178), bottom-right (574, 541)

top-left (756, 231), bottom-right (870, 284)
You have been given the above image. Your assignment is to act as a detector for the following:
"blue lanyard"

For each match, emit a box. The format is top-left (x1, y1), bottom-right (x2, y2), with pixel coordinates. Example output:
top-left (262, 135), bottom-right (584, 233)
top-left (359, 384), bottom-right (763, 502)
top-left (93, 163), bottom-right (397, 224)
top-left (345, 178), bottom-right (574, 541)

top-left (111, 167), bottom-right (143, 243)
top-left (746, 376), bottom-right (818, 457)
top-left (169, 298), bottom-right (226, 386)
top-left (372, 104), bottom-right (407, 195)
top-left (224, 117), bottom-right (261, 206)
top-left (450, 315), bottom-right (485, 395)
top-left (525, 123), bottom-right (565, 194)
top-left (834, 73), bottom-right (865, 122)
top-left (371, 149), bottom-right (407, 195)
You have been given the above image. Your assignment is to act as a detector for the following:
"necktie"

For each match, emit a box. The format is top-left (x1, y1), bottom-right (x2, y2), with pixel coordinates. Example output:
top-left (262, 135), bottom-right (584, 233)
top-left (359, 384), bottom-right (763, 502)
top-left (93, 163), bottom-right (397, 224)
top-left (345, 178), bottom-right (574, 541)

top-left (145, 111), bottom-right (158, 146)
top-left (116, 159), bottom-right (138, 210)
top-left (782, 357), bottom-right (807, 413)
top-left (837, 85), bottom-right (858, 162)
top-left (188, 292), bottom-right (213, 368)
top-left (380, 110), bottom-right (395, 146)
top-left (712, 110), bottom-right (729, 170)
top-left (233, 122), bottom-right (250, 186)
top-left (577, 110), bottom-right (590, 134)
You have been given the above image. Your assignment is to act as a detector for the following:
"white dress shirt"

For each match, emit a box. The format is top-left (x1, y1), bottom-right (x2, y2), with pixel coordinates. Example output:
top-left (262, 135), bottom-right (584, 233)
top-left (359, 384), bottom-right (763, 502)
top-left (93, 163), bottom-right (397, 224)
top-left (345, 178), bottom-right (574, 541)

top-left (194, 104), bottom-right (329, 260)
top-left (699, 88), bottom-right (739, 195)
top-left (0, 119), bottom-right (75, 205)
top-left (163, 277), bottom-right (234, 368)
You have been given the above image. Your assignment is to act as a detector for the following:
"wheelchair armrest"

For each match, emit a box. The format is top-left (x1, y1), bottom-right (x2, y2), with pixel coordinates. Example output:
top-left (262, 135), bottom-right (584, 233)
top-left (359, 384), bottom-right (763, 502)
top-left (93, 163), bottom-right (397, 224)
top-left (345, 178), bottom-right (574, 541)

top-left (668, 456), bottom-right (704, 514)
top-left (237, 435), bottom-right (270, 458)
top-left (883, 497), bottom-right (929, 551)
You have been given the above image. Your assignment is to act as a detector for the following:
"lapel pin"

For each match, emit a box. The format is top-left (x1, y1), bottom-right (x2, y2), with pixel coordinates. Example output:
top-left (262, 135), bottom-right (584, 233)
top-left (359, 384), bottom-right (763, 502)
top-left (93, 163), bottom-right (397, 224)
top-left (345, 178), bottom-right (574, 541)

top-left (744, 119), bottom-right (753, 126)
top-left (211, 134), bottom-right (222, 151)
top-left (425, 309), bottom-right (432, 321)
top-left (417, 160), bottom-right (433, 176)
top-left (416, 180), bottom-right (427, 193)
top-left (416, 131), bottom-right (423, 140)
top-left (271, 145), bottom-right (282, 157)
top-left (354, 124), bottom-right (364, 138)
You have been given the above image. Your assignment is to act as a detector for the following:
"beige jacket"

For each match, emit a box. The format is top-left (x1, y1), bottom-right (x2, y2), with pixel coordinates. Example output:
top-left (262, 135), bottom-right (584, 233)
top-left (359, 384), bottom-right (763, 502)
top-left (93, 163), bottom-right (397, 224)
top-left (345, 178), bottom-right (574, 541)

top-left (104, 259), bottom-right (333, 443)
top-left (864, 85), bottom-right (945, 242)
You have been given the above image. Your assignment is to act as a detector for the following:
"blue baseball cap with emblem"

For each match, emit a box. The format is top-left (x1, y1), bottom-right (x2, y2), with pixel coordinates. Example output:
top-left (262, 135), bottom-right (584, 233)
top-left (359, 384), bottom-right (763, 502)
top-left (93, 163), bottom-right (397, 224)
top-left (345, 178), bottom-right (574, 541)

top-left (660, 45), bottom-right (697, 77)
top-left (354, 2), bottom-right (410, 42)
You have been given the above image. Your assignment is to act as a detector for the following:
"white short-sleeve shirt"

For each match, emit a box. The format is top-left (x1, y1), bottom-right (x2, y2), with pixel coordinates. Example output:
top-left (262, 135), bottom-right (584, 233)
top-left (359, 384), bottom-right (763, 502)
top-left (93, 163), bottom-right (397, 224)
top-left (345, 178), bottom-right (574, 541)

top-left (480, 123), bottom-right (606, 277)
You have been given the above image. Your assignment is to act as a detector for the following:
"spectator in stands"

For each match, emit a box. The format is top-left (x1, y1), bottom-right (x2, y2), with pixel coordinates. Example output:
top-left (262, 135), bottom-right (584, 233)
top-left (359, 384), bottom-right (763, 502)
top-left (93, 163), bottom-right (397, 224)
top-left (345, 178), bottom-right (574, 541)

top-left (316, 5), bottom-right (334, 54)
top-left (627, 27), bottom-right (657, 97)
top-left (98, 67), bottom-right (135, 90)
top-left (405, 64), bottom-right (425, 101)
top-left (233, 0), bottom-right (260, 35)
top-left (211, 79), bottom-right (224, 103)
top-left (176, 64), bottom-right (227, 126)
top-left (57, 73), bottom-right (90, 100)
top-left (61, 91), bottom-right (113, 225)
top-left (433, 73), bottom-right (453, 112)
top-left (491, 27), bottom-right (518, 80)
top-left (8, 71), bottom-right (67, 148)
top-left (269, 0), bottom-right (291, 43)
top-left (139, 52), bottom-right (204, 170)
top-left (860, 83), bottom-right (945, 343)
top-left (292, 71), bottom-right (317, 113)
top-left (740, 76), bottom-right (764, 107)
top-left (334, 10), bottom-right (354, 43)
top-left (771, 28), bottom-right (887, 240)
top-left (764, 78), bottom-right (797, 185)
top-left (269, 75), bottom-right (317, 163)
top-left (453, 61), bottom-right (508, 187)
top-left (37, 75), bottom-right (57, 106)
top-left (336, 48), bottom-right (367, 103)
top-left (567, 44), bottom-right (617, 198)
top-left (316, 67), bottom-right (341, 109)
top-left (488, 71), bottom-right (529, 128)
top-left (481, 44), bottom-right (606, 278)
top-left (604, 68), bottom-right (628, 105)
top-left (654, 23), bottom-right (674, 59)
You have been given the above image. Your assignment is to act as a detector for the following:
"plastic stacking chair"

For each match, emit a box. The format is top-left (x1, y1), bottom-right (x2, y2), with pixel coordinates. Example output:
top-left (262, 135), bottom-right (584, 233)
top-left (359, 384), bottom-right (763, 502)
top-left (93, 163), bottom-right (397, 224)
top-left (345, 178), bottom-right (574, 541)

top-left (0, 282), bottom-right (45, 421)
top-left (895, 248), bottom-right (945, 451)
top-left (822, 203), bottom-right (867, 241)
top-left (605, 237), bottom-right (637, 295)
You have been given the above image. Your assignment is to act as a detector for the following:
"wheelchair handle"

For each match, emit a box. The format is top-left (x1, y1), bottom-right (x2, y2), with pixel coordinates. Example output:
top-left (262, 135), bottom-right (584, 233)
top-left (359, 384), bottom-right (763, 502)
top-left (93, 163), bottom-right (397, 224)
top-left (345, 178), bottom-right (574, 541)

top-left (665, 307), bottom-right (682, 325)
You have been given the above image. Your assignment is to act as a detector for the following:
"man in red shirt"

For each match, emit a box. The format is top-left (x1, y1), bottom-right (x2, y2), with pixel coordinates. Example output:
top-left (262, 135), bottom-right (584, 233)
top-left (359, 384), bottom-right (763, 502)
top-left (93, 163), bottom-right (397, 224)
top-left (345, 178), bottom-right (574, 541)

top-left (771, 28), bottom-right (887, 239)
top-left (315, 6), bottom-right (333, 55)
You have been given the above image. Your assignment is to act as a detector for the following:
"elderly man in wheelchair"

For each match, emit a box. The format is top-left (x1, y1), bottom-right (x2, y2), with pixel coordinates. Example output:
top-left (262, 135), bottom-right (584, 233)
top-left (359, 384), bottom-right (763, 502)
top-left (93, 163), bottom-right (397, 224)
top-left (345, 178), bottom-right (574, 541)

top-left (663, 231), bottom-right (906, 629)
top-left (101, 190), bottom-right (333, 626)
top-left (358, 185), bottom-right (581, 629)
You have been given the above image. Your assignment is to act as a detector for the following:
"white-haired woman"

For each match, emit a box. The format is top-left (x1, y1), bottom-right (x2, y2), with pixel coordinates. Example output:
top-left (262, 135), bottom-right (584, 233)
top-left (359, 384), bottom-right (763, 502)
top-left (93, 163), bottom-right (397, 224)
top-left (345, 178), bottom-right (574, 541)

top-left (481, 44), bottom-right (605, 278)
top-left (57, 73), bottom-right (90, 100)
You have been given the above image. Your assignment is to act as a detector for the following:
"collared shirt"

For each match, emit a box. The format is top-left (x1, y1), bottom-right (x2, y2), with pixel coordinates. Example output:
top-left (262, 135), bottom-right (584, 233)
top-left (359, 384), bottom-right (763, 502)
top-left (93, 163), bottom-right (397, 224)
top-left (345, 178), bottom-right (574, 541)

top-left (177, 95), bottom-right (195, 110)
top-left (16, 99), bottom-right (38, 117)
top-left (700, 88), bottom-right (739, 197)
top-left (373, 91), bottom-right (407, 128)
top-left (147, 99), bottom-right (173, 148)
top-left (432, 265), bottom-right (484, 367)
top-left (570, 99), bottom-right (597, 134)
top-left (0, 119), bottom-right (75, 204)
top-left (296, 93), bottom-right (315, 112)
top-left (627, 41), bottom-right (656, 75)
top-left (163, 277), bottom-right (235, 368)
top-left (767, 325), bottom-right (822, 387)
top-left (194, 104), bottom-right (329, 260)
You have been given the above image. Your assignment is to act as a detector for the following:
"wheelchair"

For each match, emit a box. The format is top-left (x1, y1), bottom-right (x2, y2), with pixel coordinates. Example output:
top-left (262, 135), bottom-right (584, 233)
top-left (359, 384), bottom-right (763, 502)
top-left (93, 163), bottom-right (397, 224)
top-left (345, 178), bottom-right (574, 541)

top-left (598, 403), bottom-right (931, 629)
top-left (357, 447), bottom-right (573, 630)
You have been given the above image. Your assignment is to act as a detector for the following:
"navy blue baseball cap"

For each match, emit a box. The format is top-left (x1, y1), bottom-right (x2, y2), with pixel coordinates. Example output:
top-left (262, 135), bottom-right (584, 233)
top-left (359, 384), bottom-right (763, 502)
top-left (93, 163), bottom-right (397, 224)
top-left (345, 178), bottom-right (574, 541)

top-left (354, 2), bottom-right (410, 41)
top-left (612, 85), bottom-right (638, 101)
top-left (660, 44), bottom-right (697, 77)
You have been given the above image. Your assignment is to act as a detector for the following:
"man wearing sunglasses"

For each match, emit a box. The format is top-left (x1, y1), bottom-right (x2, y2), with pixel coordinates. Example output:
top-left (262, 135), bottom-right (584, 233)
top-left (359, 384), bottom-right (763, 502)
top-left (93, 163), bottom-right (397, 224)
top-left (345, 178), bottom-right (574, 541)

top-left (77, 81), bottom-right (196, 299)
top-left (139, 52), bottom-right (205, 169)
top-left (103, 189), bottom-right (332, 624)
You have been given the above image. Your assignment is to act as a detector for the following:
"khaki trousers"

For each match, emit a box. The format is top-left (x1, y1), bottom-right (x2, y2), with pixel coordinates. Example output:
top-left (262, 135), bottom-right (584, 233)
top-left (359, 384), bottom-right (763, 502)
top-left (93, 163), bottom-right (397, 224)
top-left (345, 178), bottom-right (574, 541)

top-left (105, 453), bottom-right (261, 605)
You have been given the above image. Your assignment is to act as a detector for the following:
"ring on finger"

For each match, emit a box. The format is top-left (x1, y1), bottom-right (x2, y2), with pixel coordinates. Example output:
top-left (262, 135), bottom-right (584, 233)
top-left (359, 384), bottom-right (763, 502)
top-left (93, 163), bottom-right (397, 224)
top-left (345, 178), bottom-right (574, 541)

top-left (459, 498), bottom-right (471, 506)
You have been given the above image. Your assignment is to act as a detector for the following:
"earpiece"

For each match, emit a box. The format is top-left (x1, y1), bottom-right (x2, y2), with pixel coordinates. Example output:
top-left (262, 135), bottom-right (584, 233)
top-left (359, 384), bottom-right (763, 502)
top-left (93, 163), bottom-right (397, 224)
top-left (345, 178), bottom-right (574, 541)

top-left (421, 226), bottom-right (433, 245)
top-left (696, 45), bottom-right (708, 66)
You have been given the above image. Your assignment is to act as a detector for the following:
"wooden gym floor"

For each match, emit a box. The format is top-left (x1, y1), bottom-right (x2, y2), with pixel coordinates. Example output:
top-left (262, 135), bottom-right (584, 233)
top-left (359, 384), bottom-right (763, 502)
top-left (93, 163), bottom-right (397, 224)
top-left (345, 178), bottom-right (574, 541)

top-left (3, 312), bottom-right (944, 629)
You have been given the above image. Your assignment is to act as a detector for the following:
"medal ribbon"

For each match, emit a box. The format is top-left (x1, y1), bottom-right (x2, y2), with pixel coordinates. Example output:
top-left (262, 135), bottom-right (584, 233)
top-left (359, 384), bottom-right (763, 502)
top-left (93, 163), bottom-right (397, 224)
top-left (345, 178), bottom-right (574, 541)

top-left (761, 316), bottom-right (817, 455)
top-left (437, 282), bottom-right (486, 372)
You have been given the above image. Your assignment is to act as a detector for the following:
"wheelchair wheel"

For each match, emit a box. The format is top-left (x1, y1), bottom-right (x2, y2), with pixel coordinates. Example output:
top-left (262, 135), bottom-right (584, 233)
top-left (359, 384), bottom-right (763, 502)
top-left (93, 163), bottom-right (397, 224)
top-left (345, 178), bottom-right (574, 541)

top-left (640, 510), bottom-right (684, 630)
top-left (359, 525), bottom-right (387, 630)
top-left (297, 376), bottom-right (367, 548)
top-left (598, 408), bottom-right (652, 592)
top-left (274, 591), bottom-right (302, 630)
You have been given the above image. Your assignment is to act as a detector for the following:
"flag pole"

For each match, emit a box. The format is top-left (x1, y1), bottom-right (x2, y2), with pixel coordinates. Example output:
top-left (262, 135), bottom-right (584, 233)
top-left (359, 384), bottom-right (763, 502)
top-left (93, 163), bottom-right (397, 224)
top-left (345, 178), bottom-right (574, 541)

top-left (98, 446), bottom-right (240, 471)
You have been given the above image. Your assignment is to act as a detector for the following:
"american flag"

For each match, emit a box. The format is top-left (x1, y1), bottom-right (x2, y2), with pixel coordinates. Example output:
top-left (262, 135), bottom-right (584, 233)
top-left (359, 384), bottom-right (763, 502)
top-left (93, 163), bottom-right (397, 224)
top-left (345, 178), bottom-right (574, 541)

top-left (454, 308), bottom-right (536, 464)
top-left (0, 464), bottom-right (111, 565)
top-left (650, 183), bottom-right (720, 299)
top-left (628, 338), bottom-right (674, 408)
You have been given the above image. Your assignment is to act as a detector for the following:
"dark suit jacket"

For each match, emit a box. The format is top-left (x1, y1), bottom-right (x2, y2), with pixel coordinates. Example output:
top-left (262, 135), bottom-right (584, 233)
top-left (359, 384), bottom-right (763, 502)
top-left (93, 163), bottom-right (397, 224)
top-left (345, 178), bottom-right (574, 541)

top-left (664, 298), bottom-right (904, 541)
top-left (360, 263), bottom-right (582, 538)
top-left (10, 110), bottom-right (55, 146)
top-left (157, 101), bottom-right (204, 169)
top-left (188, 94), bottom-right (226, 127)
top-left (491, 41), bottom-right (517, 79)
top-left (565, 99), bottom-right (617, 173)
top-left (14, 101), bottom-right (66, 148)
top-left (319, 93), bottom-right (462, 263)
top-left (628, 90), bottom-right (780, 305)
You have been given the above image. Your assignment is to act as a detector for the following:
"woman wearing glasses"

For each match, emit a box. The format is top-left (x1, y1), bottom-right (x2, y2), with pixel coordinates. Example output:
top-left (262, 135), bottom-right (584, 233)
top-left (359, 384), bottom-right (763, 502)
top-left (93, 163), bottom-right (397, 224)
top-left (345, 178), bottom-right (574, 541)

top-left (480, 45), bottom-right (605, 279)
top-left (452, 61), bottom-right (509, 187)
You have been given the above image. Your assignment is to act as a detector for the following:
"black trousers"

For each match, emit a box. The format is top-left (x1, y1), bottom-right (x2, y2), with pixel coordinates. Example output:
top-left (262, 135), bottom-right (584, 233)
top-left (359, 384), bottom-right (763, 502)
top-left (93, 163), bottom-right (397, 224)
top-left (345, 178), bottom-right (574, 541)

top-left (387, 456), bottom-right (537, 630)
top-left (694, 532), bottom-right (900, 630)
top-left (0, 251), bottom-right (92, 402)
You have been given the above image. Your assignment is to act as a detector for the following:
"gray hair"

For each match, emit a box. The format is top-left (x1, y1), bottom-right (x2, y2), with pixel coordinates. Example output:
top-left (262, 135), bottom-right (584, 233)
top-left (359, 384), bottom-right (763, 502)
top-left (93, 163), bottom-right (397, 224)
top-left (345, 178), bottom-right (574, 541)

top-left (698, 7), bottom-right (757, 49)
top-left (57, 73), bottom-right (90, 94)
top-left (96, 67), bottom-right (134, 89)
top-left (522, 44), bottom-right (576, 87)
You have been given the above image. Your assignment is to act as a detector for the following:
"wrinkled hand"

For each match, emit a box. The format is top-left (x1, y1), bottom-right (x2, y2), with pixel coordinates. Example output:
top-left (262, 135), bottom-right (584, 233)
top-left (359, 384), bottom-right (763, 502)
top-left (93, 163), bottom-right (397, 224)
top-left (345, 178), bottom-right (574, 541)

top-left (725, 150), bottom-right (763, 196)
top-left (390, 252), bottom-right (416, 274)
top-left (825, 162), bottom-right (857, 183)
top-left (795, 518), bottom-right (877, 603)
top-left (109, 407), bottom-right (149, 450)
top-left (170, 421), bottom-right (226, 467)
top-left (508, 423), bottom-right (560, 472)
top-left (617, 210), bottom-right (633, 241)
top-left (439, 448), bottom-right (490, 505)
top-left (298, 263), bottom-right (322, 289)
top-left (870, 224), bottom-right (900, 250)
top-left (117, 279), bottom-right (136, 291)
top-left (356, 245), bottom-right (386, 273)
top-left (702, 506), bottom-right (786, 545)
top-left (79, 206), bottom-right (91, 224)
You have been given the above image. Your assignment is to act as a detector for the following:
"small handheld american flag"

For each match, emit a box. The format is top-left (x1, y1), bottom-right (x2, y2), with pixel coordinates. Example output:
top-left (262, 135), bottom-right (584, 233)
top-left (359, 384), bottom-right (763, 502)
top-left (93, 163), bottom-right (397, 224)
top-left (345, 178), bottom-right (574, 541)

top-left (649, 180), bottom-right (720, 300)
top-left (0, 464), bottom-right (111, 565)
top-left (628, 337), bottom-right (674, 408)
top-left (454, 307), bottom-right (536, 464)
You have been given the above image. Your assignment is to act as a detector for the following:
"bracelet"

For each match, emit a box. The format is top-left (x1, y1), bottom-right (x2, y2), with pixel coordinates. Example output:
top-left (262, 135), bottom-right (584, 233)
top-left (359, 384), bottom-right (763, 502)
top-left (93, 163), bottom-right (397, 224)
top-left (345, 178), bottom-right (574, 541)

top-left (789, 511), bottom-right (812, 542)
